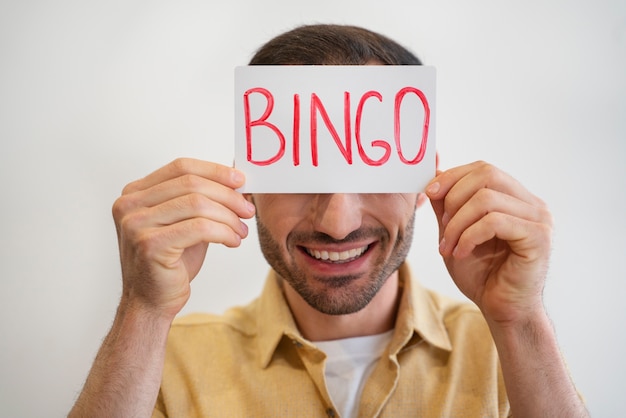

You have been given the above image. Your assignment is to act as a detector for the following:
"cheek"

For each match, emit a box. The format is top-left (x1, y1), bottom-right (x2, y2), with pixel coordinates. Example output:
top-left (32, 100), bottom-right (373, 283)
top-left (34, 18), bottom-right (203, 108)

top-left (253, 194), bottom-right (309, 219)
top-left (371, 194), bottom-right (418, 227)
top-left (253, 195), bottom-right (308, 243)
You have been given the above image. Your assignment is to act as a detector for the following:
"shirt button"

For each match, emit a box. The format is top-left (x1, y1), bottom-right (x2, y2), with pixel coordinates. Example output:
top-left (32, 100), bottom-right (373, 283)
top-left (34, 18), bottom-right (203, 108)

top-left (326, 408), bottom-right (336, 417)
top-left (292, 339), bottom-right (303, 348)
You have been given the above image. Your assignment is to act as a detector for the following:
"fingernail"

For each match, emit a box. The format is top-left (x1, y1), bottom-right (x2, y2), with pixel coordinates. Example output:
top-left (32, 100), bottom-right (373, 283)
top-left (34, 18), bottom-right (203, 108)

top-left (246, 200), bottom-right (256, 213)
top-left (442, 212), bottom-right (450, 227)
top-left (439, 237), bottom-right (447, 253)
top-left (426, 182), bottom-right (440, 196)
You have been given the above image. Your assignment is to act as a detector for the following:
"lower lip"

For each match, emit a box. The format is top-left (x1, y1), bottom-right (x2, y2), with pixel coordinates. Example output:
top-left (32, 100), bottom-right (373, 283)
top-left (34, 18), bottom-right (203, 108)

top-left (297, 243), bottom-right (376, 276)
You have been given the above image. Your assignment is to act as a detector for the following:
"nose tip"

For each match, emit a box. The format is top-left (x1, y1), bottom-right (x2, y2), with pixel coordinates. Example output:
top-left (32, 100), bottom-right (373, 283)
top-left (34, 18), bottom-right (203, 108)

top-left (311, 193), bottom-right (362, 240)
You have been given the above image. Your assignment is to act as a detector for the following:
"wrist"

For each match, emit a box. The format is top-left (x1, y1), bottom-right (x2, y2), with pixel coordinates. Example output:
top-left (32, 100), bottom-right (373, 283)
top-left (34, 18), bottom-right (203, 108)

top-left (485, 306), bottom-right (552, 345)
top-left (116, 296), bottom-right (177, 334)
top-left (118, 284), bottom-right (184, 322)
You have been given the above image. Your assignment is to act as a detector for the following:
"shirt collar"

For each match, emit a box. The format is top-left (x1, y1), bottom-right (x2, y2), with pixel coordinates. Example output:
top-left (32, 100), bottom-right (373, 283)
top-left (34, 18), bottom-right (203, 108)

top-left (390, 263), bottom-right (452, 354)
top-left (256, 270), bottom-right (307, 369)
top-left (255, 263), bottom-right (452, 368)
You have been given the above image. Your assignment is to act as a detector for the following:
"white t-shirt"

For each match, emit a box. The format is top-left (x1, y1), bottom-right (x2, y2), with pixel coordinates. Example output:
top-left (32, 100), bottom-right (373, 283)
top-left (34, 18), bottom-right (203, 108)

top-left (315, 330), bottom-right (394, 418)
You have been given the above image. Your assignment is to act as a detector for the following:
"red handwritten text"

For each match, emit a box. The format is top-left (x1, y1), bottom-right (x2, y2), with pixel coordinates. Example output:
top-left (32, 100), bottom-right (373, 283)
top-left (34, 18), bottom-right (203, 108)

top-left (243, 87), bottom-right (430, 167)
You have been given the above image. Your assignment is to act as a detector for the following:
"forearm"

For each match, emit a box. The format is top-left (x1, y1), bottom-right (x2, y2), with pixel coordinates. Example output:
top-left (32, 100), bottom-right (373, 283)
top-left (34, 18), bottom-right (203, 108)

top-left (69, 302), bottom-right (173, 418)
top-left (488, 311), bottom-right (588, 418)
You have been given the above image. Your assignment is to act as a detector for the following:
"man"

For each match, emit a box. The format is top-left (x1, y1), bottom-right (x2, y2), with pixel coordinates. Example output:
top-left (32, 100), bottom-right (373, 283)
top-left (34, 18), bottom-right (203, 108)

top-left (69, 25), bottom-right (587, 417)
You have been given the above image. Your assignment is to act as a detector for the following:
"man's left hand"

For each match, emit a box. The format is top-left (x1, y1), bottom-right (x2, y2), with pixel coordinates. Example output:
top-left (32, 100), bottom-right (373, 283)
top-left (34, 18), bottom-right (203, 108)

top-left (425, 161), bottom-right (553, 325)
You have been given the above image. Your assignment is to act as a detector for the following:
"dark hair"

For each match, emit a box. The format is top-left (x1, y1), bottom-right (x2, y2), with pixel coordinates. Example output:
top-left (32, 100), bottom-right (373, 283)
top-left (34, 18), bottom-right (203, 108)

top-left (249, 24), bottom-right (421, 66)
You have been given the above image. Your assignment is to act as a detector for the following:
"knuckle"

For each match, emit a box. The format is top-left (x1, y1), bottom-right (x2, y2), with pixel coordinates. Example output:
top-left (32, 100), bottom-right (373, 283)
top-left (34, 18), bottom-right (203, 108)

top-left (191, 218), bottom-right (221, 239)
top-left (206, 161), bottom-right (222, 180)
top-left (118, 210), bottom-right (146, 237)
top-left (112, 194), bottom-right (134, 221)
top-left (478, 162), bottom-right (500, 180)
top-left (178, 173), bottom-right (204, 191)
top-left (537, 199), bottom-right (552, 218)
top-left (444, 193), bottom-right (466, 216)
top-left (474, 187), bottom-right (495, 206)
top-left (530, 196), bottom-right (553, 227)
top-left (538, 221), bottom-right (553, 242)
top-left (184, 193), bottom-right (210, 212)
top-left (170, 157), bottom-right (193, 175)
top-left (442, 190), bottom-right (459, 212)
top-left (483, 211), bottom-right (504, 228)
top-left (192, 218), bottom-right (215, 237)
top-left (121, 180), bottom-right (139, 196)
top-left (195, 218), bottom-right (240, 247)
top-left (539, 206), bottom-right (554, 227)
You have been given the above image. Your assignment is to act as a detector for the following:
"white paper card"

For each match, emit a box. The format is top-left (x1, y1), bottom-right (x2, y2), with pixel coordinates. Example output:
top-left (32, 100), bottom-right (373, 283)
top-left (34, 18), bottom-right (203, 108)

top-left (234, 65), bottom-right (436, 193)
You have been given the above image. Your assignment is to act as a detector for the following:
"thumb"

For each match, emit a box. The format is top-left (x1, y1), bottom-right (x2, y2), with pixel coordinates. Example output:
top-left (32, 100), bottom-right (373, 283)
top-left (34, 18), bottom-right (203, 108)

top-left (425, 172), bottom-right (445, 239)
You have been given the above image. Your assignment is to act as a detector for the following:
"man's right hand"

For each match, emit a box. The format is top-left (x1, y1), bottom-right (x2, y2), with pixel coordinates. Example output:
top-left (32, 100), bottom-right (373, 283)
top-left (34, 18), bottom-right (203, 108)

top-left (111, 158), bottom-right (256, 319)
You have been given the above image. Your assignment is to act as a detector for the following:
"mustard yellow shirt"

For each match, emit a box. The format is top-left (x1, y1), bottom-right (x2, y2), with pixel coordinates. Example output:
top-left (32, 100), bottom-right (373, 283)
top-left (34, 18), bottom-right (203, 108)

top-left (154, 263), bottom-right (510, 417)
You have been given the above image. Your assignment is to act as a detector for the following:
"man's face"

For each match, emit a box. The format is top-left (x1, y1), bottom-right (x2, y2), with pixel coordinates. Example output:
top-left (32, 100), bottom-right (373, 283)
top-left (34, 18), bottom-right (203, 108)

top-left (251, 192), bottom-right (419, 315)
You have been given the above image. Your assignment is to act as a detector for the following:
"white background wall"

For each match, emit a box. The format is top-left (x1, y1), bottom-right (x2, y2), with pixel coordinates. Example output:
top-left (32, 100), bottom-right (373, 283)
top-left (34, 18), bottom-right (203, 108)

top-left (1, 0), bottom-right (624, 416)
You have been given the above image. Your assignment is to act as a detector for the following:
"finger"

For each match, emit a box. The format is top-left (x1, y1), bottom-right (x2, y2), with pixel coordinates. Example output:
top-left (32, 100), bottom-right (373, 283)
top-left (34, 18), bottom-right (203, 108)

top-left (426, 164), bottom-right (482, 234)
top-left (446, 212), bottom-right (552, 261)
top-left (115, 173), bottom-right (255, 222)
top-left (440, 188), bottom-right (551, 255)
top-left (426, 169), bottom-right (446, 229)
top-left (135, 218), bottom-right (245, 271)
top-left (426, 161), bottom-right (544, 213)
top-left (124, 193), bottom-right (250, 240)
top-left (428, 191), bottom-right (446, 233)
top-left (123, 158), bottom-right (246, 194)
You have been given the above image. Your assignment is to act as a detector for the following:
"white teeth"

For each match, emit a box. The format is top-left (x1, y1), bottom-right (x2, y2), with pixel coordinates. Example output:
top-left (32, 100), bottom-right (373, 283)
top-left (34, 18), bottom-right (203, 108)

top-left (306, 245), bottom-right (368, 262)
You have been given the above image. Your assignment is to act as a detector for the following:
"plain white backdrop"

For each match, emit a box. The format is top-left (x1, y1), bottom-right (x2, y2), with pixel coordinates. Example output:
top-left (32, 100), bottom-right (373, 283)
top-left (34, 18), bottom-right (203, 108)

top-left (1, 1), bottom-right (624, 416)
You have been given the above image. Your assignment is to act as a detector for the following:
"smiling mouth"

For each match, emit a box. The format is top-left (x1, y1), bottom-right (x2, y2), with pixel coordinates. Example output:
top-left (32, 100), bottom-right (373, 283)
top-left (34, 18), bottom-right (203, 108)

top-left (304, 244), bottom-right (370, 263)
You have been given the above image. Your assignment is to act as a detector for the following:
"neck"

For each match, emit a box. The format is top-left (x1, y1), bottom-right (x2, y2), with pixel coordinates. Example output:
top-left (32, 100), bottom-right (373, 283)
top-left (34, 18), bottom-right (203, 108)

top-left (282, 271), bottom-right (401, 341)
